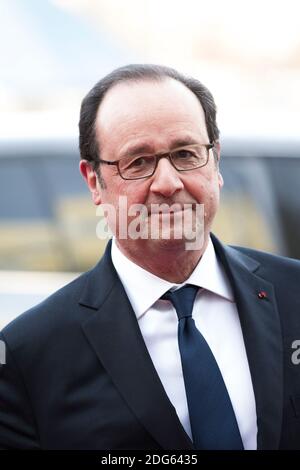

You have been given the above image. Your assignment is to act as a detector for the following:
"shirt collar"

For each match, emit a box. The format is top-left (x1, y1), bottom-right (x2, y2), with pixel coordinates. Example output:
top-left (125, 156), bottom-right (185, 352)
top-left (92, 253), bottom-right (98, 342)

top-left (111, 236), bottom-right (234, 320)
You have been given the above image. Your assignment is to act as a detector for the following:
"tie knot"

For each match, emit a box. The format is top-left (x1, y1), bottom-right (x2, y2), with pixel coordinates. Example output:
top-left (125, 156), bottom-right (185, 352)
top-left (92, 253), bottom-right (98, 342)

top-left (161, 284), bottom-right (199, 320)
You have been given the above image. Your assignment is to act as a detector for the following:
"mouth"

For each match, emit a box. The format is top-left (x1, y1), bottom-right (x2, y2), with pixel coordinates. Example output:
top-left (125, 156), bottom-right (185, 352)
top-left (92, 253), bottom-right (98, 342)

top-left (149, 207), bottom-right (184, 215)
top-left (147, 202), bottom-right (197, 215)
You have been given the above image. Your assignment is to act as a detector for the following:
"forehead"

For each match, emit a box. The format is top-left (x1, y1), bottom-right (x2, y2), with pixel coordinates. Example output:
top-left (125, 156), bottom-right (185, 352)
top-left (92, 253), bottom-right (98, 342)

top-left (95, 78), bottom-right (209, 153)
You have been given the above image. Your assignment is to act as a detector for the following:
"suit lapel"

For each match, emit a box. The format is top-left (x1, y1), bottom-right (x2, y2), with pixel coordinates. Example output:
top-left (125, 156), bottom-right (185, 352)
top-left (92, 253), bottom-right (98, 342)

top-left (211, 234), bottom-right (283, 450)
top-left (78, 236), bottom-right (283, 450)
top-left (79, 241), bottom-right (194, 450)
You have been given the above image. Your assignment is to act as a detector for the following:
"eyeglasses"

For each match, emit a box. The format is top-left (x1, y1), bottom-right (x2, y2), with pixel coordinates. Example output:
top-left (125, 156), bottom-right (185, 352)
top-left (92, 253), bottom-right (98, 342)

top-left (97, 143), bottom-right (214, 180)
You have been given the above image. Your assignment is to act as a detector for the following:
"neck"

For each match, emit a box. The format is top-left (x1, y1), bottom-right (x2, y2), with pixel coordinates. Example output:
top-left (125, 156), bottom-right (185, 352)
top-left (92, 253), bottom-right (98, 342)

top-left (115, 237), bottom-right (209, 283)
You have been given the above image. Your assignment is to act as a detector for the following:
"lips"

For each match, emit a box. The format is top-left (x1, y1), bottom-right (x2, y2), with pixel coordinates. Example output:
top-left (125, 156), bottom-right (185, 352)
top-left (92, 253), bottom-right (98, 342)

top-left (147, 202), bottom-right (197, 215)
top-left (149, 207), bottom-right (184, 215)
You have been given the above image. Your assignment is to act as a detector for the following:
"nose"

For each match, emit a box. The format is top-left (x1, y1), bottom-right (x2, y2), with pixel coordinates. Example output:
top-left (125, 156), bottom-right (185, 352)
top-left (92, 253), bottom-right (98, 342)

top-left (149, 157), bottom-right (184, 197)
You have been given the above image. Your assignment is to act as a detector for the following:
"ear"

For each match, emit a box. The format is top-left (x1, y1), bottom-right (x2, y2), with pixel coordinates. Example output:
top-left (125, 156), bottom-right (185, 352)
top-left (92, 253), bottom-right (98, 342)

top-left (218, 171), bottom-right (224, 189)
top-left (213, 141), bottom-right (224, 189)
top-left (79, 160), bottom-right (102, 205)
top-left (214, 141), bottom-right (221, 163)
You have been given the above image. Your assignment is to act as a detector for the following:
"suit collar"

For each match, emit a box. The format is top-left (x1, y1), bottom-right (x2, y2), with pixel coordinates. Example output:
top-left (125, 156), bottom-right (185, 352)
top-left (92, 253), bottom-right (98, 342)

top-left (111, 236), bottom-right (234, 321)
top-left (78, 240), bottom-right (116, 311)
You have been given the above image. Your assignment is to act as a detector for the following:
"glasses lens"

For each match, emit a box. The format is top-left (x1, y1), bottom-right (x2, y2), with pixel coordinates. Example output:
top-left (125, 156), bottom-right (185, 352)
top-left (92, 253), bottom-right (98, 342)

top-left (171, 146), bottom-right (208, 170)
top-left (119, 155), bottom-right (156, 179)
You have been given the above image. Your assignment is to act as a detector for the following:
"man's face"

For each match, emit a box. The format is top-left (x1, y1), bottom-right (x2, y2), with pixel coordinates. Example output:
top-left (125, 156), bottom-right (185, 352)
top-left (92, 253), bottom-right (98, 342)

top-left (80, 78), bottom-right (223, 255)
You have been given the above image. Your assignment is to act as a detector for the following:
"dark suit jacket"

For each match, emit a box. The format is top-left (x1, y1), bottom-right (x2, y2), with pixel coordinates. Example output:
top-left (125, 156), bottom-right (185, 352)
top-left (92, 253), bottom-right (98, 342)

top-left (0, 234), bottom-right (300, 450)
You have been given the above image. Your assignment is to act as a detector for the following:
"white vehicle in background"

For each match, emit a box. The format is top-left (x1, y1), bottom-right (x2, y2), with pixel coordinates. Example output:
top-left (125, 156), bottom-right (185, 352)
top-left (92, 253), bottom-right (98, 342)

top-left (0, 270), bottom-right (78, 330)
top-left (1, 137), bottom-right (300, 326)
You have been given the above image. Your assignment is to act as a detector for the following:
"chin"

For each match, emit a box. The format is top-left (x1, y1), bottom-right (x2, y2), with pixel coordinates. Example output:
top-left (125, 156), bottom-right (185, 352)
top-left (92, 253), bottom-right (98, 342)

top-left (146, 237), bottom-right (187, 252)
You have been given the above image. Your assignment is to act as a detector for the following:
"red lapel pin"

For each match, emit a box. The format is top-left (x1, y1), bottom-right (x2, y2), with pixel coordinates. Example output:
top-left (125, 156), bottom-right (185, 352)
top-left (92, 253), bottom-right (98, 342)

top-left (258, 291), bottom-right (268, 299)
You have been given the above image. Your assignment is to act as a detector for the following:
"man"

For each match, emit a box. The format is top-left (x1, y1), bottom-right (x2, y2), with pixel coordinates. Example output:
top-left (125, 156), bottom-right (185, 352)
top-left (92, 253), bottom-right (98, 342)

top-left (0, 64), bottom-right (300, 450)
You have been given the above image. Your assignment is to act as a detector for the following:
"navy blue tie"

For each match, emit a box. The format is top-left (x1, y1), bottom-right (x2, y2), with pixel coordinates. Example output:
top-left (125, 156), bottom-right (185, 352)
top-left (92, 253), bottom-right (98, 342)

top-left (162, 284), bottom-right (244, 450)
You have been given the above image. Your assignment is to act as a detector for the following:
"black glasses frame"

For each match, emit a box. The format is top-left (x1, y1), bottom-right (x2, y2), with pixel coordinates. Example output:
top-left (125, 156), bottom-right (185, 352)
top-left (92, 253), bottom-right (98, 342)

top-left (97, 143), bottom-right (214, 180)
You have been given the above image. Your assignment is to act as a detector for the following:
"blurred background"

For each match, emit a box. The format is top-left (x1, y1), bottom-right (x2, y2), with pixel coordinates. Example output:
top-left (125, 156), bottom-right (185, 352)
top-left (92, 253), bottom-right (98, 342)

top-left (1, 0), bottom-right (300, 327)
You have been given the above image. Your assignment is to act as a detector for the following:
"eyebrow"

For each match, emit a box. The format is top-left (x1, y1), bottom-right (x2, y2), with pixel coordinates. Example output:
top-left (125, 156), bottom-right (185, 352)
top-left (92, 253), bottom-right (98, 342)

top-left (119, 137), bottom-right (201, 158)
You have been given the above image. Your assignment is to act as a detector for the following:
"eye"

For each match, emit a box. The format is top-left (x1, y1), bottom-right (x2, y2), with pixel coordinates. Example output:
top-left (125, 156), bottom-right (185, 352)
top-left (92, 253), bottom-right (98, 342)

top-left (121, 155), bottom-right (154, 173)
top-left (130, 156), bottom-right (147, 168)
top-left (173, 149), bottom-right (197, 161)
top-left (121, 156), bottom-right (147, 171)
top-left (173, 149), bottom-right (197, 159)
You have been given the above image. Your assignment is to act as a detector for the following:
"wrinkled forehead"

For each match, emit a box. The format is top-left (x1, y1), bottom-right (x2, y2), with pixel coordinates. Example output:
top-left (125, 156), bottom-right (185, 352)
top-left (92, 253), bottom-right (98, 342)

top-left (95, 78), bottom-right (208, 142)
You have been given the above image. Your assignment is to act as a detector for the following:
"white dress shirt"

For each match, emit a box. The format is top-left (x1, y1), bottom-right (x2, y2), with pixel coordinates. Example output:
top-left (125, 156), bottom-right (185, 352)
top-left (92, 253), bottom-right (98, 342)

top-left (111, 237), bottom-right (257, 450)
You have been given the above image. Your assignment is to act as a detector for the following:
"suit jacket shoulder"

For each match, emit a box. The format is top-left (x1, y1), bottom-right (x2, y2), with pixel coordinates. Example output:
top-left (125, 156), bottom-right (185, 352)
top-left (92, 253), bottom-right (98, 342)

top-left (1, 240), bottom-right (118, 351)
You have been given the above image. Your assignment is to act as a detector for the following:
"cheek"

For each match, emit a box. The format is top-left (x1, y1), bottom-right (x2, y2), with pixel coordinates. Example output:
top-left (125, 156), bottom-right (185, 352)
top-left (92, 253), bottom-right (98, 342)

top-left (190, 174), bottom-right (220, 219)
top-left (123, 180), bottom-right (150, 204)
top-left (188, 171), bottom-right (220, 199)
top-left (101, 179), bottom-right (149, 209)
